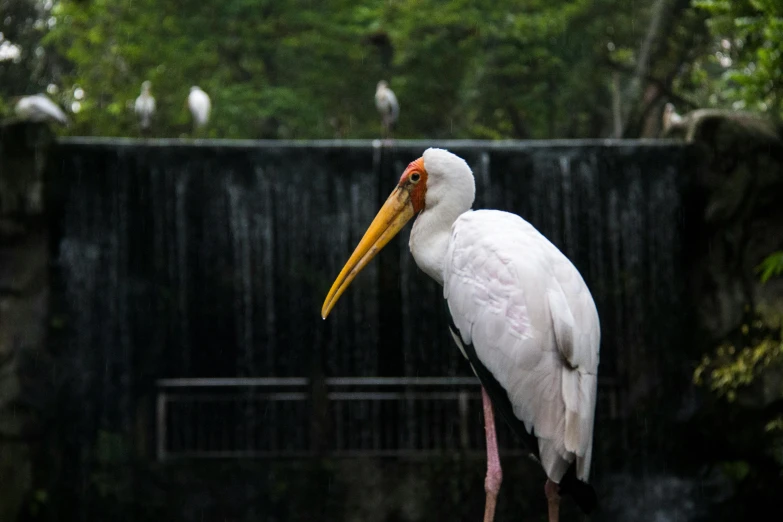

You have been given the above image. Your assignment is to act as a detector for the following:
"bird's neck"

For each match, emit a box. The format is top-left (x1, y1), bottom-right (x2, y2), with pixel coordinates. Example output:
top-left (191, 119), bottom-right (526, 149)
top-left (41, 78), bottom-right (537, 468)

top-left (409, 205), bottom-right (467, 286)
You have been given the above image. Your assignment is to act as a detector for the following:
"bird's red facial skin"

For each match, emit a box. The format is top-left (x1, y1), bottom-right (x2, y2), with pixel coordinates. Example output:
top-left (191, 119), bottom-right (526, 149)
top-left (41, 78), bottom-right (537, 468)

top-left (399, 157), bottom-right (428, 214)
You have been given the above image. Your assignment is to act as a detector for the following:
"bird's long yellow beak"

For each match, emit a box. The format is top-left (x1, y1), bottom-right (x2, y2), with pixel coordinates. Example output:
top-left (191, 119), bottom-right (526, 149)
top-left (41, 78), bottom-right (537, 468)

top-left (321, 186), bottom-right (415, 319)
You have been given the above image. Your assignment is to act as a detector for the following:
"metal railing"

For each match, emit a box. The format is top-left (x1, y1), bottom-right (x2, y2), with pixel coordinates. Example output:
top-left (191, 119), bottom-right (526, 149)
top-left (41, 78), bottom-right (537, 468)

top-left (156, 377), bottom-right (619, 461)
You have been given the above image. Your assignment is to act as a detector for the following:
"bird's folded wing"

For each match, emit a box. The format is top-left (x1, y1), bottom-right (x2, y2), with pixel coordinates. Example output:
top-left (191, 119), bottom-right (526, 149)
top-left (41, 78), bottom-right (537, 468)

top-left (443, 210), bottom-right (600, 482)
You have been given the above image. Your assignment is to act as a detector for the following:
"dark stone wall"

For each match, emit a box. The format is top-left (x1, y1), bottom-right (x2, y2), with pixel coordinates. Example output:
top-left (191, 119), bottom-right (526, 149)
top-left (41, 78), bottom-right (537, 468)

top-left (0, 122), bottom-right (56, 522)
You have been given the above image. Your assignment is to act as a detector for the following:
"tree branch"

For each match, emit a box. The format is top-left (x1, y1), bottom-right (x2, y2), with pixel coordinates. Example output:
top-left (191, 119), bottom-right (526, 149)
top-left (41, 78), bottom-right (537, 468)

top-left (602, 58), bottom-right (699, 109)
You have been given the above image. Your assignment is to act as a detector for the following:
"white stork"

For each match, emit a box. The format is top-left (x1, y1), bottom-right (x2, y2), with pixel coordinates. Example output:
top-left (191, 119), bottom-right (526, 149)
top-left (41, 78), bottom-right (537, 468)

top-left (375, 80), bottom-right (399, 138)
top-left (662, 102), bottom-right (683, 133)
top-left (322, 148), bottom-right (600, 522)
top-left (187, 86), bottom-right (211, 130)
top-left (14, 94), bottom-right (69, 125)
top-left (134, 81), bottom-right (156, 132)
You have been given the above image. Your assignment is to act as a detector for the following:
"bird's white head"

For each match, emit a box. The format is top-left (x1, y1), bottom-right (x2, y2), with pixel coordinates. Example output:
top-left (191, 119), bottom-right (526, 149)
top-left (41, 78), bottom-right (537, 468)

top-left (377, 80), bottom-right (388, 91)
top-left (321, 148), bottom-right (475, 318)
top-left (420, 148), bottom-right (475, 216)
top-left (142, 81), bottom-right (152, 93)
top-left (190, 86), bottom-right (200, 92)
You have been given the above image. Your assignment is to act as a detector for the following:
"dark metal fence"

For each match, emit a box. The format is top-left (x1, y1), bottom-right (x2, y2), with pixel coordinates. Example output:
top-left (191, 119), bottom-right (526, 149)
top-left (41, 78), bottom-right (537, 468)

top-left (156, 376), bottom-right (621, 460)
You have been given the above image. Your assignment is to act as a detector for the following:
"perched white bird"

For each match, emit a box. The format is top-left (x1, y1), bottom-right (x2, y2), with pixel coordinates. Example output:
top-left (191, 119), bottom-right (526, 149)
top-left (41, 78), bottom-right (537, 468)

top-left (322, 149), bottom-right (600, 522)
top-left (14, 94), bottom-right (69, 125)
top-left (134, 81), bottom-right (156, 131)
top-left (662, 102), bottom-right (683, 133)
top-left (187, 86), bottom-right (211, 129)
top-left (374, 80), bottom-right (399, 137)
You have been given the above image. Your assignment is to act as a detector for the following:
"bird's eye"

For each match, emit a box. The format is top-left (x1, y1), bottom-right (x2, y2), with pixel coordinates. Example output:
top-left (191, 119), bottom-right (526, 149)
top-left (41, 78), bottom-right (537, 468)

top-left (411, 173), bottom-right (421, 183)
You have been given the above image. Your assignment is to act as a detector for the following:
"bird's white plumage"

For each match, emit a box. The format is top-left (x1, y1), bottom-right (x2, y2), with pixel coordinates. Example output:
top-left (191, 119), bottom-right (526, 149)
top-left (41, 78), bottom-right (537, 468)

top-left (14, 94), bottom-right (69, 125)
top-left (187, 86), bottom-right (211, 128)
top-left (375, 81), bottom-right (399, 130)
top-left (410, 149), bottom-right (475, 284)
top-left (409, 149), bottom-right (600, 486)
top-left (135, 81), bottom-right (156, 129)
top-left (443, 210), bottom-right (599, 483)
top-left (662, 102), bottom-right (683, 133)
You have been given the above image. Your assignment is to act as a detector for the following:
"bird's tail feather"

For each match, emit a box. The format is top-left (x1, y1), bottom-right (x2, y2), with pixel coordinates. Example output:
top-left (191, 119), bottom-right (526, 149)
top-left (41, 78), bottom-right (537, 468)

top-left (559, 468), bottom-right (597, 514)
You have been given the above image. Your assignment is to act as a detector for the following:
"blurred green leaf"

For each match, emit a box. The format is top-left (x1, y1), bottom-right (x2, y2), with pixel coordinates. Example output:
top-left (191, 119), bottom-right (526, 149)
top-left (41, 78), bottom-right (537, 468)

top-left (757, 252), bottom-right (783, 284)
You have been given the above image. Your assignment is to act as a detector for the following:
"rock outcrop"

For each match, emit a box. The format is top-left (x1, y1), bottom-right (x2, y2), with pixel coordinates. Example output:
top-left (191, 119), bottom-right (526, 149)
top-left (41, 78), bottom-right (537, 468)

top-left (0, 121), bottom-right (55, 522)
top-left (664, 109), bottom-right (783, 340)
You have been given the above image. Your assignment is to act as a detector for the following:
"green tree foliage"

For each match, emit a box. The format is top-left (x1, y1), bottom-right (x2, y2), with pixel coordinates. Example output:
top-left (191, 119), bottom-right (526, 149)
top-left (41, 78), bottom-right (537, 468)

top-left (694, 314), bottom-right (782, 403)
top-left (0, 0), bottom-right (64, 98)
top-left (688, 0), bottom-right (783, 116)
top-left (758, 251), bottom-right (783, 284)
top-left (2, 1), bottom-right (780, 137)
top-left (0, 0), bottom-right (672, 138)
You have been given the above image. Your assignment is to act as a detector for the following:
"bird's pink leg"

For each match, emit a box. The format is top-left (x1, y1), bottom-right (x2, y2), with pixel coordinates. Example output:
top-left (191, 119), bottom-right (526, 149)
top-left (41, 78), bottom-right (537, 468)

top-left (482, 387), bottom-right (502, 522)
top-left (545, 479), bottom-right (560, 522)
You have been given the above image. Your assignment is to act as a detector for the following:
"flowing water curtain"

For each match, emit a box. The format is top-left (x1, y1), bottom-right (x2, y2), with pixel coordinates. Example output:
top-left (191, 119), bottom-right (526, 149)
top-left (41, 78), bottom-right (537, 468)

top-left (51, 140), bottom-right (691, 464)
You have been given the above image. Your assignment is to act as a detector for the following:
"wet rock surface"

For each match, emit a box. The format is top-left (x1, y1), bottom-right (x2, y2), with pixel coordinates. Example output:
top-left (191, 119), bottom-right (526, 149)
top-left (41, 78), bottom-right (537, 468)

top-left (0, 121), bottom-right (55, 522)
